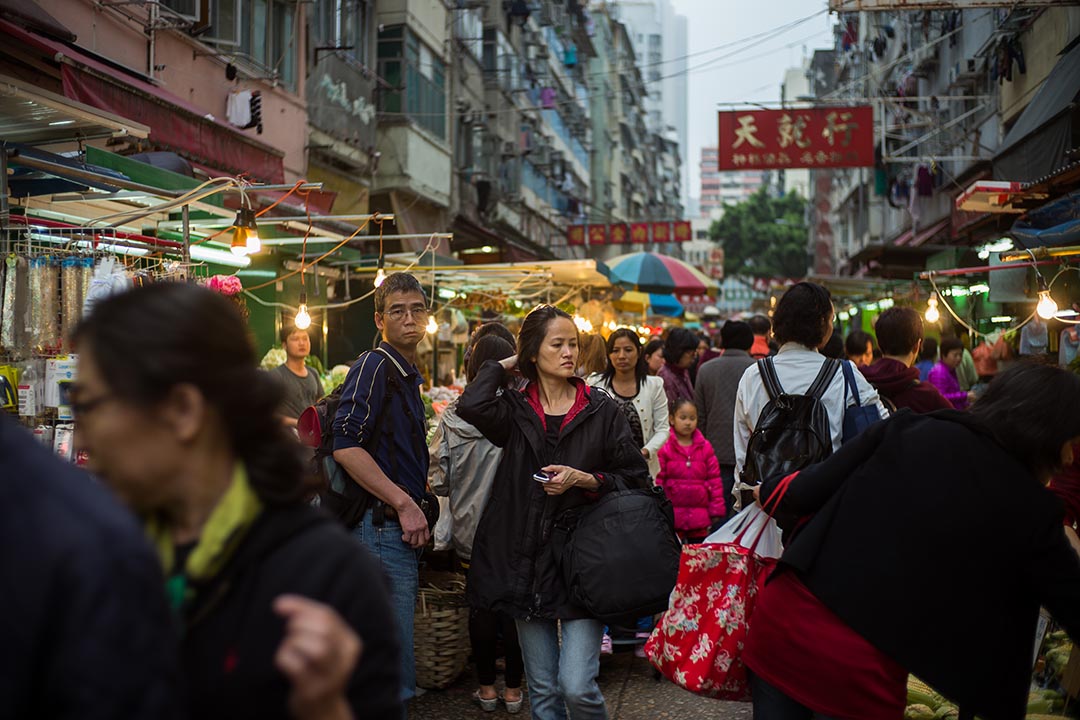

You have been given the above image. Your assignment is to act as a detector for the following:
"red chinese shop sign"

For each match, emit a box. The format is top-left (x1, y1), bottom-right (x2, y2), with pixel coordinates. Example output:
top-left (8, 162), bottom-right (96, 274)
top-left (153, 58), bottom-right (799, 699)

top-left (717, 106), bottom-right (874, 171)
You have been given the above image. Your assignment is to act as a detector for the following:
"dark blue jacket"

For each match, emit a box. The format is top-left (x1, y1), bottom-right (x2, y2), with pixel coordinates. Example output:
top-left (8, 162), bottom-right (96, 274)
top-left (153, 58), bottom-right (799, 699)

top-left (0, 416), bottom-right (180, 719)
top-left (332, 343), bottom-right (428, 498)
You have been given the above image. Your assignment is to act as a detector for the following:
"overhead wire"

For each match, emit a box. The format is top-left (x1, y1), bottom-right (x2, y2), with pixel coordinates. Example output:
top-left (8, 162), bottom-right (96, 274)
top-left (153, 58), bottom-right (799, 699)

top-left (377, 11), bottom-right (831, 122)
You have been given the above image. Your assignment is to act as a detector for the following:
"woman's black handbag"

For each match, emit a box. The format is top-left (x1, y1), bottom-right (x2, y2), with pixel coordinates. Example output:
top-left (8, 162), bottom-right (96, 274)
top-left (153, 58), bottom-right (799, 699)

top-left (552, 483), bottom-right (681, 623)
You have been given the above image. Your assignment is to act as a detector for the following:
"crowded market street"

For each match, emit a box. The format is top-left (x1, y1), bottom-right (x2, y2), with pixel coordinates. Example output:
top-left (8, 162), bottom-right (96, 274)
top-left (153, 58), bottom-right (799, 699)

top-left (5, 0), bottom-right (1080, 719)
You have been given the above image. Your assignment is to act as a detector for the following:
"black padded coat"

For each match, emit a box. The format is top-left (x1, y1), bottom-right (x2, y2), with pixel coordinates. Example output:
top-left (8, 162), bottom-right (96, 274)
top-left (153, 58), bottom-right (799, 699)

top-left (457, 360), bottom-right (651, 620)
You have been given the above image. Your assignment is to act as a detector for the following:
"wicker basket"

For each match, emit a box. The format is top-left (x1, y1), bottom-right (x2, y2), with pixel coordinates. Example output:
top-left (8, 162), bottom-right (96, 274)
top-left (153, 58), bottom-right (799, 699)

top-left (414, 570), bottom-right (470, 690)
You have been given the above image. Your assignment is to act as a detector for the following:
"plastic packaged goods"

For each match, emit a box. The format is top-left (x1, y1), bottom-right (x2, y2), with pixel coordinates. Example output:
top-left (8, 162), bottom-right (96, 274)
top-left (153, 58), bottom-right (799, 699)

top-left (1, 254), bottom-right (16, 350)
top-left (42, 257), bottom-right (60, 353)
top-left (61, 257), bottom-right (79, 351)
top-left (29, 256), bottom-right (44, 352)
top-left (3, 255), bottom-right (30, 354)
top-left (78, 256), bottom-right (93, 306)
top-left (29, 257), bottom-right (61, 354)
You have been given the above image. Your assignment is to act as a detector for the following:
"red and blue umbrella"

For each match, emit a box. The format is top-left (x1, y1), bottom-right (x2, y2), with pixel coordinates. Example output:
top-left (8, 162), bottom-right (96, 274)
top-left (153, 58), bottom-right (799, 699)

top-left (603, 251), bottom-right (716, 295)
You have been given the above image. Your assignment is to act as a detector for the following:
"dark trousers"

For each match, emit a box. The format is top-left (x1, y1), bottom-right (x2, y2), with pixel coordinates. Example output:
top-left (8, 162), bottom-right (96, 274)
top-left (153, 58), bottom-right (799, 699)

top-left (470, 606), bottom-right (524, 689)
top-left (749, 672), bottom-right (839, 720)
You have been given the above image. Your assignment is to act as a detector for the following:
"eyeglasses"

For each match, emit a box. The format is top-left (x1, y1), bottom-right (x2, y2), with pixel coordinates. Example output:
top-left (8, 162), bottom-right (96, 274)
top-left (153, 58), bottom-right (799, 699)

top-left (383, 305), bottom-right (429, 322)
top-left (70, 394), bottom-right (114, 419)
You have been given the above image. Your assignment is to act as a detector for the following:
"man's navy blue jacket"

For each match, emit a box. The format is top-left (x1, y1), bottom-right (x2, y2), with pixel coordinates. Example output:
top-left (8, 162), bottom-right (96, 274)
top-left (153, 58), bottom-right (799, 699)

top-left (331, 342), bottom-right (429, 498)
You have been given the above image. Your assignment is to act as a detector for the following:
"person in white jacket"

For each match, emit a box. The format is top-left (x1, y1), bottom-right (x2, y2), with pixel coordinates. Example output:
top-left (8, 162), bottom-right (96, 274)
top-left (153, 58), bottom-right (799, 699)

top-left (733, 282), bottom-right (888, 509)
top-left (587, 328), bottom-right (669, 480)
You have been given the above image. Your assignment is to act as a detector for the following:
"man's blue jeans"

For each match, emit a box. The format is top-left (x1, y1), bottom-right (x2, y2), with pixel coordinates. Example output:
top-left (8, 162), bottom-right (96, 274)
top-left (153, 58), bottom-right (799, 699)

top-left (515, 617), bottom-right (607, 720)
top-left (353, 509), bottom-right (419, 703)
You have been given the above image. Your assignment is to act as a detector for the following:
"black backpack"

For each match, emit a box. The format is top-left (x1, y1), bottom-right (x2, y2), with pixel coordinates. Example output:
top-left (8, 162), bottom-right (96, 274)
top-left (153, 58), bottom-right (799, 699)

top-left (740, 357), bottom-right (840, 492)
top-left (552, 482), bottom-right (681, 623)
top-left (299, 349), bottom-right (402, 529)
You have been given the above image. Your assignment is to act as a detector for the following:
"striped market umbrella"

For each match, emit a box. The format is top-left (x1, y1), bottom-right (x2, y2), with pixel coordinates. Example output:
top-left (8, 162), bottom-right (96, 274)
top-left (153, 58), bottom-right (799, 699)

top-left (605, 252), bottom-right (716, 295)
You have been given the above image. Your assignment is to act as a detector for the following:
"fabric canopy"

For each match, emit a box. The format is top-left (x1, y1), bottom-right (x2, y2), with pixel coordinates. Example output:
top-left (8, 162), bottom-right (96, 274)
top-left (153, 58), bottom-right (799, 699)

top-left (1009, 191), bottom-right (1080, 248)
top-left (994, 41), bottom-right (1080, 183)
top-left (613, 290), bottom-right (684, 318)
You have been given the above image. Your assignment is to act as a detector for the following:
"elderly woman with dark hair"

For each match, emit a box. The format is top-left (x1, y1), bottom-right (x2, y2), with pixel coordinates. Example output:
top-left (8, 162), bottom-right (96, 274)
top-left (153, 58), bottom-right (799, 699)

top-left (457, 305), bottom-right (650, 720)
top-left (744, 363), bottom-right (1080, 720)
top-left (658, 327), bottom-right (699, 406)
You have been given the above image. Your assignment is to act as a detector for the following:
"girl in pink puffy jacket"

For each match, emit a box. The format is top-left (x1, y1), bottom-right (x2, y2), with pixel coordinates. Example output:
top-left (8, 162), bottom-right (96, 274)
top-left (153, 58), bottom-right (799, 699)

top-left (656, 398), bottom-right (726, 542)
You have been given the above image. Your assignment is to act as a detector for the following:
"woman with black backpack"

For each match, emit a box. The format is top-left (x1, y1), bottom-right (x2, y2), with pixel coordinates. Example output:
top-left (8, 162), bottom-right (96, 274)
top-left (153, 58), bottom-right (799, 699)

top-left (457, 305), bottom-right (651, 720)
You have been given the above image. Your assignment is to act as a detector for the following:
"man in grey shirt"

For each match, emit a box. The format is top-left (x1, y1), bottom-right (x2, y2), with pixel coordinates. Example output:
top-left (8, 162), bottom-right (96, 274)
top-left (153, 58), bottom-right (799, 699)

top-left (694, 320), bottom-right (756, 522)
top-left (271, 325), bottom-right (324, 426)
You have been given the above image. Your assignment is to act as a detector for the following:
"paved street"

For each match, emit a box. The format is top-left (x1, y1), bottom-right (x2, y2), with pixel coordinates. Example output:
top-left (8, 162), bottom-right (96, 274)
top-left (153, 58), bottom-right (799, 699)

top-left (409, 649), bottom-right (753, 720)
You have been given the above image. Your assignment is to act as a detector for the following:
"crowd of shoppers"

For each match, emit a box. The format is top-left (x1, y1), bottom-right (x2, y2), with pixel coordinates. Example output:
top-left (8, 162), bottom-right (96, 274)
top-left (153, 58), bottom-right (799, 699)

top-left (10, 271), bottom-right (1080, 720)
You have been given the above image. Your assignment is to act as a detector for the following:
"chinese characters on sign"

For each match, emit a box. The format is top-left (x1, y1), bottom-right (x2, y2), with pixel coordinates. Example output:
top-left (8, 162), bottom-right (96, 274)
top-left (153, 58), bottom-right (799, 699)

top-left (717, 106), bottom-right (874, 171)
top-left (567, 222), bottom-right (691, 246)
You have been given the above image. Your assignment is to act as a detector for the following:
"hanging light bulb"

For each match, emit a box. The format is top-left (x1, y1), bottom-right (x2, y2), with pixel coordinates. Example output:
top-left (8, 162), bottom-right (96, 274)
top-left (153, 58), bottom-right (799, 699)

top-left (229, 208), bottom-right (261, 256)
top-left (230, 225), bottom-right (248, 256)
top-left (1037, 290), bottom-right (1058, 320)
top-left (294, 291), bottom-right (312, 330)
top-left (925, 294), bottom-right (940, 324)
top-left (374, 267), bottom-right (386, 288)
top-left (426, 315), bottom-right (439, 334)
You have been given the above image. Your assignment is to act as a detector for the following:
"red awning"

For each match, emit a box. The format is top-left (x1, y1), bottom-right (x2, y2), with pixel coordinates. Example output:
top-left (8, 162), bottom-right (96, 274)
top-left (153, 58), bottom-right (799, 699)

top-left (895, 218), bottom-right (949, 248)
top-left (1, 19), bottom-right (284, 183)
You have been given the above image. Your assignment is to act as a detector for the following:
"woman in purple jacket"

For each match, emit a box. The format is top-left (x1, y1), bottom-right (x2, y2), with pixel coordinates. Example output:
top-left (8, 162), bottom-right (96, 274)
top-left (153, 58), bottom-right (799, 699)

top-left (928, 336), bottom-right (973, 410)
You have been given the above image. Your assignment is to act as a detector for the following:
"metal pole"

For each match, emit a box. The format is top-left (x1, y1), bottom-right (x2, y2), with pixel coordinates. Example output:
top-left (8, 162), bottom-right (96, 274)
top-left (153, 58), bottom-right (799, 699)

top-left (1001, 245), bottom-right (1080, 263)
top-left (181, 204), bottom-right (190, 265)
top-left (918, 260), bottom-right (1059, 279)
top-left (0, 148), bottom-right (9, 256)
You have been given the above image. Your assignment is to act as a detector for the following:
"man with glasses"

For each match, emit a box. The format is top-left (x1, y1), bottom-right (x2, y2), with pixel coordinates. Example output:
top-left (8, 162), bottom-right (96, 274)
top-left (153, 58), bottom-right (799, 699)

top-left (333, 272), bottom-right (431, 704)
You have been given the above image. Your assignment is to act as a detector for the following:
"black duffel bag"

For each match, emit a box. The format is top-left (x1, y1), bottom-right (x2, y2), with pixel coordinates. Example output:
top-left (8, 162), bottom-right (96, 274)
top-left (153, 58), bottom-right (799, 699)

top-left (551, 482), bottom-right (681, 623)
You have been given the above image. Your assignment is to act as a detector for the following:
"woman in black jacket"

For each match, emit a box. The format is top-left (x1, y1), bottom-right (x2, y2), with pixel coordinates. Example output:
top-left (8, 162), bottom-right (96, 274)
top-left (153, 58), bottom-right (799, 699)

top-left (457, 305), bottom-right (650, 720)
top-left (745, 363), bottom-right (1080, 720)
top-left (71, 283), bottom-right (402, 720)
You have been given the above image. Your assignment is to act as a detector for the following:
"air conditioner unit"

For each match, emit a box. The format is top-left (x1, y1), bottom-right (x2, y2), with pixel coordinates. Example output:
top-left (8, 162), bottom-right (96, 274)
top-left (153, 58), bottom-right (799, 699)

top-left (503, 141), bottom-right (518, 155)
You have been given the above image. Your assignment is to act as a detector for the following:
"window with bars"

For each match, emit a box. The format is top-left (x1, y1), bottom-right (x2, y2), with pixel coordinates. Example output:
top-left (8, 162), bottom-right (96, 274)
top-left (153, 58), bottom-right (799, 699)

top-left (314, 0), bottom-right (371, 64)
top-left (189, 0), bottom-right (298, 91)
top-left (377, 25), bottom-right (447, 140)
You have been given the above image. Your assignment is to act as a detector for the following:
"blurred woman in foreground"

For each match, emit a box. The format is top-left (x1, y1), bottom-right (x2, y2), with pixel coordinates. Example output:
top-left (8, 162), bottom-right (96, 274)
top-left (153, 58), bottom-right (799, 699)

top-left (72, 282), bottom-right (401, 720)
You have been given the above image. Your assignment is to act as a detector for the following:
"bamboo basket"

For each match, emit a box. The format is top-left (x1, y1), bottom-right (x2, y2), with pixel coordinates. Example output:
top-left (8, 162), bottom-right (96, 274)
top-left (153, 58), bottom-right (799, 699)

top-left (414, 570), bottom-right (470, 689)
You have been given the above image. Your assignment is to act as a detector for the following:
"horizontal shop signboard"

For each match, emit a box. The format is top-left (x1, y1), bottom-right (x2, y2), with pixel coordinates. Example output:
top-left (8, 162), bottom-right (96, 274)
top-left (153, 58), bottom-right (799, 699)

top-left (717, 106), bottom-right (874, 171)
top-left (567, 221), bottom-right (692, 246)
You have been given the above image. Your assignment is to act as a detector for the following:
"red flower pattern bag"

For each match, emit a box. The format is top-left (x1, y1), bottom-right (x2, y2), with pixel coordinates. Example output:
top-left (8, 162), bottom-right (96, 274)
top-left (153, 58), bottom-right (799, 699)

top-left (644, 475), bottom-right (793, 699)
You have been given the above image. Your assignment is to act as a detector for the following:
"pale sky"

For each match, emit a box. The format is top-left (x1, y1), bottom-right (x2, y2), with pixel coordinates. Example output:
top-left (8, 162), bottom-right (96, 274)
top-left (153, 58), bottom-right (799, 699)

top-left (670, 0), bottom-right (837, 203)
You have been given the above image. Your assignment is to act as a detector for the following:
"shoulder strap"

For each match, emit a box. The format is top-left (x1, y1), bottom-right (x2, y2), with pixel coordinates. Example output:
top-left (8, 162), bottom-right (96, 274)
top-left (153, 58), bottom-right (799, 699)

top-left (758, 357), bottom-right (785, 401)
top-left (840, 360), bottom-right (861, 406)
top-left (806, 359), bottom-right (840, 400)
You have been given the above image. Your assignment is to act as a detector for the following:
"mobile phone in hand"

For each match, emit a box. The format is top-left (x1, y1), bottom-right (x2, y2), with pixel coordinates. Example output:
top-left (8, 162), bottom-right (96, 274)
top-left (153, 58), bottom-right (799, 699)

top-left (532, 471), bottom-right (552, 483)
